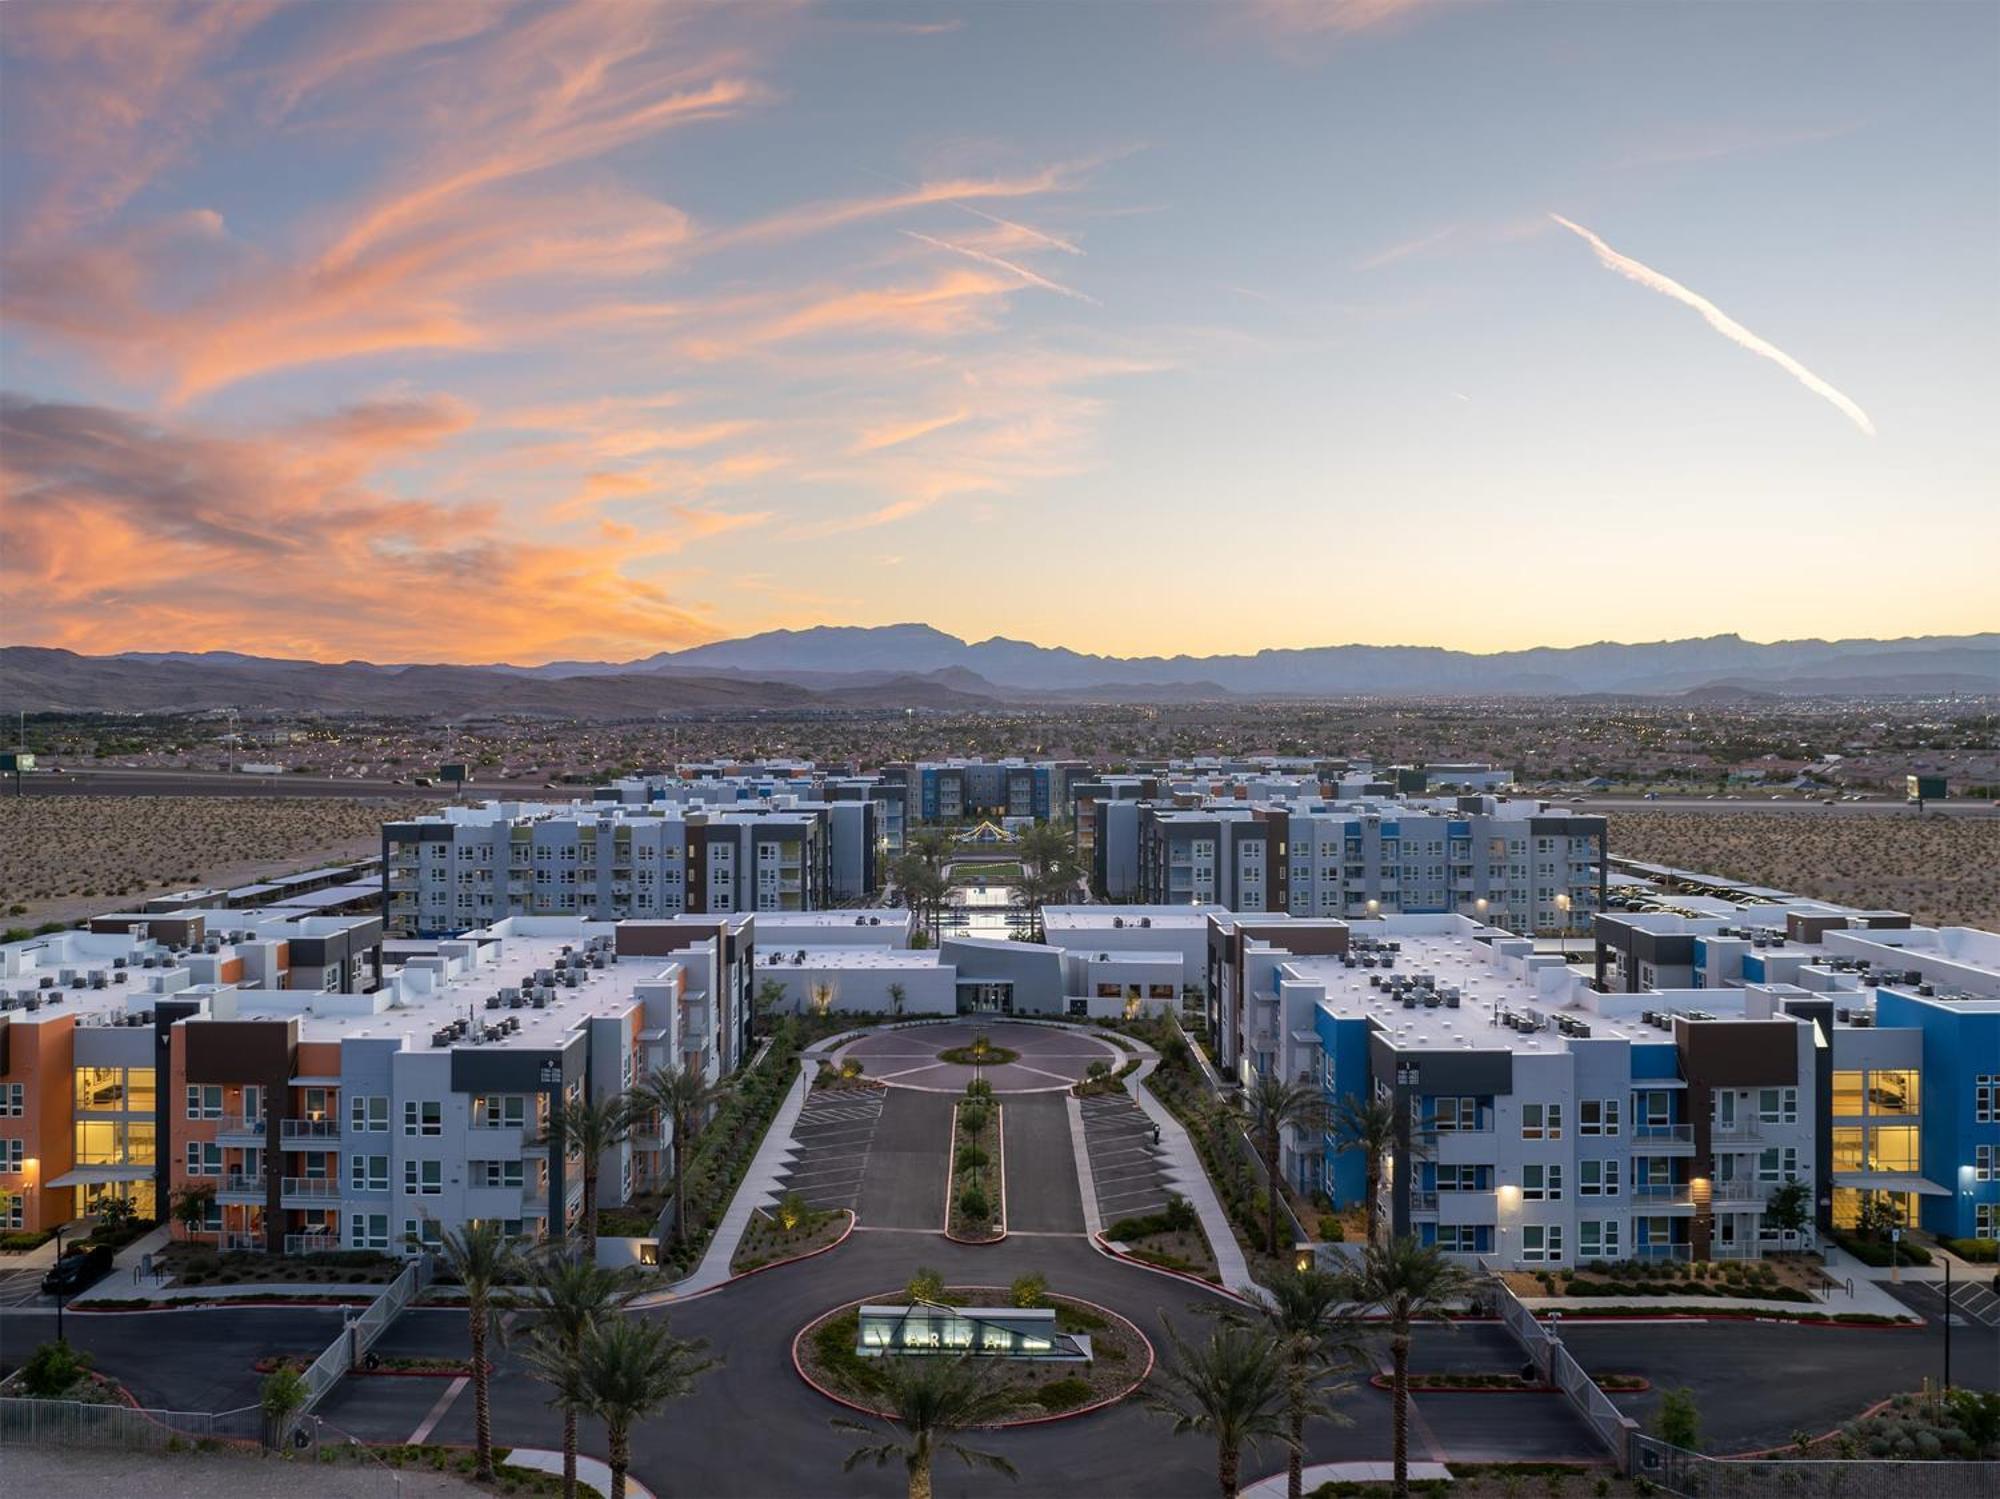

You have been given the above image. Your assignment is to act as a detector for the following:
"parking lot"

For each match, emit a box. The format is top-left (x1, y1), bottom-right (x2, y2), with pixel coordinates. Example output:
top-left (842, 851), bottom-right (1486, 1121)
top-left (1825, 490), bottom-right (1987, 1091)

top-left (771, 1085), bottom-right (885, 1216)
top-left (0, 1267), bottom-right (48, 1308)
top-left (1884, 1273), bottom-right (2000, 1330)
top-left (1079, 1091), bottom-right (1173, 1228)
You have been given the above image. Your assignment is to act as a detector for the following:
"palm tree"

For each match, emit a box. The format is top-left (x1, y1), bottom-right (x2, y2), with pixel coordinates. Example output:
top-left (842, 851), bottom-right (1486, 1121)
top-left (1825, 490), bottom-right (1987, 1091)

top-left (636, 1065), bottom-right (727, 1245)
top-left (1243, 1073), bottom-right (1327, 1256)
top-left (433, 1220), bottom-right (523, 1482)
top-left (834, 1355), bottom-right (1022, 1499)
top-left (1355, 1237), bottom-right (1475, 1499)
top-left (1239, 1267), bottom-right (1364, 1499)
top-left (888, 982), bottom-right (907, 1019)
top-left (545, 1096), bottom-right (631, 1261)
top-left (518, 1255), bottom-right (643, 1499)
top-left (1145, 1318), bottom-right (1294, 1499)
top-left (1329, 1093), bottom-right (1405, 1247)
top-left (575, 1315), bottom-right (716, 1499)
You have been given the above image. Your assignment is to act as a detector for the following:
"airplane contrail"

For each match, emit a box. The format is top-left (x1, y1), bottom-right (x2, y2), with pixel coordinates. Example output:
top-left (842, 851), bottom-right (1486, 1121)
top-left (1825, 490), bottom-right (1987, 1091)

top-left (901, 230), bottom-right (1099, 304)
top-left (1548, 213), bottom-right (1875, 436)
top-left (951, 202), bottom-right (1084, 255)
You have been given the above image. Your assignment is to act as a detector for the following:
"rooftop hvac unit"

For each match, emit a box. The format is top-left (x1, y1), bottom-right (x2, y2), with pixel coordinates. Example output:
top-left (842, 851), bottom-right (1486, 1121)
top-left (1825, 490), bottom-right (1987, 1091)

top-left (91, 972), bottom-right (107, 989)
top-left (485, 994), bottom-right (502, 1010)
top-left (1139, 917), bottom-right (1152, 928)
top-left (24, 996), bottom-right (40, 1011)
top-left (113, 956), bottom-right (127, 968)
top-left (38, 976), bottom-right (53, 989)
top-left (1917, 983), bottom-right (1935, 996)
top-left (1851, 1014), bottom-right (1874, 1028)
top-left (533, 992), bottom-right (549, 1009)
top-left (71, 975), bottom-right (87, 988)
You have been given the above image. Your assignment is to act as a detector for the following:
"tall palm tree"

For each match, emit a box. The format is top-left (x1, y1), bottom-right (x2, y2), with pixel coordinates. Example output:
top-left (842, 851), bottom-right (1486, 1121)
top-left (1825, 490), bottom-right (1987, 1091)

top-left (546, 1095), bottom-right (631, 1261)
top-left (518, 1254), bottom-right (643, 1499)
top-left (1145, 1318), bottom-right (1295, 1499)
top-left (635, 1065), bottom-right (727, 1246)
top-left (1329, 1093), bottom-right (1407, 1247)
top-left (433, 1220), bottom-right (523, 1482)
top-left (575, 1315), bottom-right (716, 1499)
top-left (1355, 1237), bottom-right (1475, 1499)
top-left (1236, 1267), bottom-right (1364, 1499)
top-left (1243, 1072), bottom-right (1327, 1255)
top-left (834, 1355), bottom-right (1022, 1499)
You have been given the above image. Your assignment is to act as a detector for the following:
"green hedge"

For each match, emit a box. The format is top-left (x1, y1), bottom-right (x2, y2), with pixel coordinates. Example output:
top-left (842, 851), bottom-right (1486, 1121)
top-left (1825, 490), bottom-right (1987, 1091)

top-left (1943, 1237), bottom-right (1998, 1263)
top-left (1829, 1229), bottom-right (1933, 1268)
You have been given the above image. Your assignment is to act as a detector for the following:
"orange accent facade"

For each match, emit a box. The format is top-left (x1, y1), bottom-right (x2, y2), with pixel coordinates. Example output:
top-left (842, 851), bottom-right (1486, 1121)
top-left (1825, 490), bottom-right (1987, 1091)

top-left (0, 1015), bottom-right (79, 1233)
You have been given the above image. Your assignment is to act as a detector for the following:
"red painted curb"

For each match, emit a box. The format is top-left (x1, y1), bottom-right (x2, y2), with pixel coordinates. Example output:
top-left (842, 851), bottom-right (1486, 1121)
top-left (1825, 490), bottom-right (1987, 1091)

top-left (72, 1295), bottom-right (379, 1314)
top-left (790, 1286), bottom-right (1154, 1427)
top-left (1090, 1231), bottom-right (1247, 1303)
top-left (1722, 1395), bottom-right (1899, 1459)
top-left (944, 1099), bottom-right (1006, 1245)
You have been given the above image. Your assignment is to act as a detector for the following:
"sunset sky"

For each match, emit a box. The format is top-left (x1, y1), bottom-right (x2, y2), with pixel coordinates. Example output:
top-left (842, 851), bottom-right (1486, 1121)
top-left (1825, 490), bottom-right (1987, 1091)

top-left (3, 1), bottom-right (1995, 665)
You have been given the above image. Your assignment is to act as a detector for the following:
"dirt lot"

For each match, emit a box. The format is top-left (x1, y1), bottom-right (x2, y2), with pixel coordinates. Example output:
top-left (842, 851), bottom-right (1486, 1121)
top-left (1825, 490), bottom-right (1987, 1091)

top-left (0, 795), bottom-right (441, 927)
top-left (1608, 810), bottom-right (2000, 929)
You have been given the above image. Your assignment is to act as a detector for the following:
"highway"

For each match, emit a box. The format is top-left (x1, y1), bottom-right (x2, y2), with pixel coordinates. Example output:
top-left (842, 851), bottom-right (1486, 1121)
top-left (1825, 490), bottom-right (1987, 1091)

top-left (1573, 795), bottom-right (1999, 818)
top-left (11, 766), bottom-right (434, 799)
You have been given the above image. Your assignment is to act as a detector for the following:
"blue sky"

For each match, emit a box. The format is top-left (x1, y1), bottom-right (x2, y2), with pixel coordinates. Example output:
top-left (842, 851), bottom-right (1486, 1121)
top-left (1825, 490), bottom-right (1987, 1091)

top-left (2, 1), bottom-right (1994, 662)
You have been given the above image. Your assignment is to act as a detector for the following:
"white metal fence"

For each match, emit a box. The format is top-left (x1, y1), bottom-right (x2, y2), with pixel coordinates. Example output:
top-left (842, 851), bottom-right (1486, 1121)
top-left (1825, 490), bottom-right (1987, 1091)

top-left (0, 1397), bottom-right (264, 1450)
top-left (1629, 1435), bottom-right (2000, 1498)
top-left (298, 1254), bottom-right (431, 1415)
top-left (1482, 1265), bottom-right (1640, 1469)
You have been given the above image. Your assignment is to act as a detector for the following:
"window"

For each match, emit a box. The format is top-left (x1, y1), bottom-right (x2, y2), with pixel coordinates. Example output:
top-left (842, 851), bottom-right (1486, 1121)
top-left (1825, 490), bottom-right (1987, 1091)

top-left (471, 1159), bottom-right (525, 1189)
top-left (1868, 1125), bottom-right (1920, 1172)
top-left (1, 1192), bottom-right (21, 1228)
top-left (1579, 1160), bottom-right (1620, 1197)
top-left (184, 1141), bottom-right (221, 1176)
top-left (350, 1213), bottom-right (389, 1251)
top-left (1977, 1075), bottom-right (1998, 1125)
top-left (1435, 1165), bottom-right (1492, 1192)
top-left (351, 1154), bottom-right (388, 1192)
top-left (1758, 1088), bottom-right (1798, 1125)
top-left (1758, 1146), bottom-right (1798, 1183)
top-left (1579, 1219), bottom-right (1620, 1261)
top-left (1832, 1070), bottom-right (1865, 1116)
top-left (1522, 1163), bottom-right (1563, 1200)
top-left (404, 1100), bottom-right (442, 1136)
top-left (1579, 1099), bottom-right (1620, 1136)
top-left (186, 1084), bottom-right (222, 1120)
top-left (1521, 1225), bottom-right (1564, 1263)
top-left (1867, 1069), bottom-right (1920, 1116)
top-left (1979, 1203), bottom-right (1997, 1240)
top-left (1432, 1224), bottom-right (1491, 1254)
top-left (404, 1159), bottom-right (443, 1196)
top-left (404, 1218), bottom-right (443, 1251)
top-left (1, 1139), bottom-right (23, 1173)
top-left (472, 1094), bottom-right (527, 1130)
top-left (351, 1095), bottom-right (389, 1133)
top-left (1977, 1144), bottom-right (1994, 1183)
top-left (0, 1083), bottom-right (22, 1117)
top-left (1429, 1096), bottom-right (1481, 1132)
top-left (1521, 1103), bottom-right (1562, 1140)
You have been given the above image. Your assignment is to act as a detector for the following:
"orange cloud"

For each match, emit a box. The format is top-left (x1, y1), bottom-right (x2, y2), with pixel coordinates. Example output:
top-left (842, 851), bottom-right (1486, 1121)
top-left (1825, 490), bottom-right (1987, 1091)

top-left (0, 393), bottom-right (719, 660)
top-left (850, 409), bottom-right (972, 454)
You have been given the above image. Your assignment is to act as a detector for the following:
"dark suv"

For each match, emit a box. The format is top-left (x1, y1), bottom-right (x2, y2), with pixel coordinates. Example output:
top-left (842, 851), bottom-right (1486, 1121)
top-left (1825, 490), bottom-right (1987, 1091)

top-left (41, 1244), bottom-right (115, 1297)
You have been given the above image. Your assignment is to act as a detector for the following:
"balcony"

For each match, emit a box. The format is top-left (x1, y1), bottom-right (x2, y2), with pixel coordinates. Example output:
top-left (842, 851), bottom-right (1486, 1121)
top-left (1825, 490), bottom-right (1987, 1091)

top-left (1409, 1190), bottom-right (1439, 1213)
top-left (280, 1177), bottom-right (342, 1205)
top-left (217, 1115), bottom-right (267, 1146)
top-left (219, 1231), bottom-right (266, 1252)
top-left (1712, 1179), bottom-right (1766, 1205)
top-left (218, 1171), bottom-right (268, 1203)
top-left (1711, 1120), bottom-right (1762, 1144)
top-left (1631, 1123), bottom-right (1695, 1154)
top-left (285, 1233), bottom-right (340, 1255)
top-left (280, 1117), bottom-right (343, 1142)
top-left (1632, 1182), bottom-right (1696, 1210)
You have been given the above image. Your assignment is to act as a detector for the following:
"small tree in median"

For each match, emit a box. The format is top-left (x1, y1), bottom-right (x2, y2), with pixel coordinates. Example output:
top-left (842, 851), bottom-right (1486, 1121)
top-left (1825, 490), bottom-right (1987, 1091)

top-left (1654, 1386), bottom-right (1701, 1451)
top-left (260, 1366), bottom-right (309, 1449)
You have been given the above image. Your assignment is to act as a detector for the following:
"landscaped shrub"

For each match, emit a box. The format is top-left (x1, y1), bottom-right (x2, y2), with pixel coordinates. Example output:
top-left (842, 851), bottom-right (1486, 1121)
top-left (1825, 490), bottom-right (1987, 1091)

top-left (1011, 1272), bottom-right (1047, 1308)
top-left (954, 1146), bottom-right (989, 1174)
top-left (957, 1184), bottom-right (991, 1222)
top-left (1161, 1195), bottom-right (1198, 1233)
top-left (1943, 1237), bottom-right (1998, 1262)
top-left (19, 1339), bottom-right (93, 1398)
top-left (906, 1265), bottom-right (946, 1304)
top-left (958, 1105), bottom-right (989, 1136)
top-left (1034, 1376), bottom-right (1093, 1412)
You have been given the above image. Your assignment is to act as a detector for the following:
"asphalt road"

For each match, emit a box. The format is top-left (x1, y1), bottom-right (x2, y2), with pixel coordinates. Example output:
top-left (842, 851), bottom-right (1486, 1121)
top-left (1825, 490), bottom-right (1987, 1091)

top-left (1560, 1313), bottom-right (2000, 1452)
top-left (1002, 1093), bottom-right (1086, 1234)
top-left (1578, 796), bottom-right (1999, 818)
top-left (15, 768), bottom-right (419, 799)
top-left (854, 1087), bottom-right (952, 1230)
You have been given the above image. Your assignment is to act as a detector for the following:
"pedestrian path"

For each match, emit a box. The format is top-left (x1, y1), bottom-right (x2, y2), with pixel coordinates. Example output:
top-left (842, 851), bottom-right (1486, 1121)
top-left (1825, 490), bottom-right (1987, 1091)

top-left (1241, 1460), bottom-right (1454, 1496)
top-left (504, 1448), bottom-right (656, 1499)
top-left (1123, 1052), bottom-right (1257, 1297)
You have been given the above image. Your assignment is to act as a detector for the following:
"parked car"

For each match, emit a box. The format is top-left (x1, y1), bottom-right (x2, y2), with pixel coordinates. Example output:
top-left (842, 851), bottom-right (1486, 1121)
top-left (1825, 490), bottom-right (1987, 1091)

top-left (41, 1243), bottom-right (115, 1297)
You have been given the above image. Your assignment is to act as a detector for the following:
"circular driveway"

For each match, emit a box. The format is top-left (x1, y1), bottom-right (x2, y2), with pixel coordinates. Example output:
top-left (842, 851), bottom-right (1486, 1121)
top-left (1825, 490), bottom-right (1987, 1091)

top-left (835, 1020), bottom-right (1122, 1094)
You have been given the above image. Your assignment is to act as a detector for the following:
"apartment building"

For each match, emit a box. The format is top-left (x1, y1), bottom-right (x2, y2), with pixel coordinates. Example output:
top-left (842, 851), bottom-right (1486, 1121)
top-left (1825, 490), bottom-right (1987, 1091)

top-left (881, 759), bottom-right (1090, 826)
top-left (1260, 917), bottom-right (1820, 1267)
top-left (384, 799), bottom-right (874, 938)
top-left (2, 914), bottom-right (754, 1252)
top-left (1117, 796), bottom-right (1605, 937)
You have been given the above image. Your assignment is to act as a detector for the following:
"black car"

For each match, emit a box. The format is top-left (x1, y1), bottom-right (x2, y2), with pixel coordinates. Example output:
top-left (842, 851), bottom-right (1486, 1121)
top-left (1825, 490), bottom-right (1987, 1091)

top-left (41, 1243), bottom-right (114, 1297)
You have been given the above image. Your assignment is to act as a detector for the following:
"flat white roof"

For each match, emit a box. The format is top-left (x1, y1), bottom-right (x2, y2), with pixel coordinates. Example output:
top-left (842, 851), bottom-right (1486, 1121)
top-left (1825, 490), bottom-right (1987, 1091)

top-left (763, 948), bottom-right (941, 971)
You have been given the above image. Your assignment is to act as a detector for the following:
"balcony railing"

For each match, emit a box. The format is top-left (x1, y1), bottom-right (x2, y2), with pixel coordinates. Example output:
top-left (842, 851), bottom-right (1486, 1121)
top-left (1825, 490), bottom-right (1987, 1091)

top-left (1632, 1122), bottom-right (1694, 1144)
top-left (1632, 1183), bottom-right (1696, 1207)
top-left (1633, 1242), bottom-right (1694, 1263)
top-left (280, 1117), bottom-right (342, 1141)
top-left (280, 1177), bottom-right (342, 1202)
top-left (1409, 1191), bottom-right (1439, 1213)
top-left (1711, 1120), bottom-right (1762, 1143)
top-left (219, 1231), bottom-right (266, 1252)
top-left (285, 1233), bottom-right (340, 1255)
top-left (218, 1171), bottom-right (267, 1198)
top-left (1712, 1179), bottom-right (1766, 1204)
top-left (217, 1115), bottom-right (267, 1143)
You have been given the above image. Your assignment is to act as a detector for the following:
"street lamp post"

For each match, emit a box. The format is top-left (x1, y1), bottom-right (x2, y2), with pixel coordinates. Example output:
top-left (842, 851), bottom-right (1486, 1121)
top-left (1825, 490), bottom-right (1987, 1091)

top-left (1555, 893), bottom-right (1572, 962)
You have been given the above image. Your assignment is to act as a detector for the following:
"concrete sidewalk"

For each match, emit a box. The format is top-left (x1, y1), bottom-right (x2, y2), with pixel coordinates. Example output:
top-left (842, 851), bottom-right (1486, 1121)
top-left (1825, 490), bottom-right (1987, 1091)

top-left (1123, 1051), bottom-right (1258, 1298)
top-left (1242, 1460), bottom-right (1454, 1496)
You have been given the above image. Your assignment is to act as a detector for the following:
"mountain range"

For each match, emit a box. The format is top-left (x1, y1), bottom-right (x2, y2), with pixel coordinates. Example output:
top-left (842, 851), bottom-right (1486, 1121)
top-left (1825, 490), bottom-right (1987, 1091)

top-left (3, 627), bottom-right (1997, 714)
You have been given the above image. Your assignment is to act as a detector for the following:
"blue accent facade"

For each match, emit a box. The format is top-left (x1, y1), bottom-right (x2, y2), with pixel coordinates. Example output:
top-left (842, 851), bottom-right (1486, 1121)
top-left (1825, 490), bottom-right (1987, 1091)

top-left (1315, 1005), bottom-right (1374, 1208)
top-left (1629, 1043), bottom-right (1682, 1080)
top-left (1876, 989), bottom-right (2000, 1238)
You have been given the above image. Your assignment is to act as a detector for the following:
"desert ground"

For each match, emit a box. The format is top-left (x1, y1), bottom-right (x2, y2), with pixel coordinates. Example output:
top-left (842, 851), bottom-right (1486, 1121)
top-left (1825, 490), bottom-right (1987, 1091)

top-left (1608, 809), bottom-right (2000, 929)
top-left (0, 795), bottom-right (441, 928)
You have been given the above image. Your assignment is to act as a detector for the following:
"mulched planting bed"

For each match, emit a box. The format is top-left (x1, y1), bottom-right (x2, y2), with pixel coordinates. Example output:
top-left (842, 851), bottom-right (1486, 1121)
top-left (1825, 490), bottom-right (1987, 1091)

top-left (255, 1353), bottom-right (478, 1377)
top-left (1103, 1203), bottom-right (1220, 1282)
top-left (796, 1286), bottom-right (1150, 1423)
top-left (947, 1099), bottom-right (1005, 1242)
top-left (731, 1203), bottom-right (853, 1274)
top-left (938, 1044), bottom-right (1020, 1067)
top-left (1369, 1371), bottom-right (1649, 1393)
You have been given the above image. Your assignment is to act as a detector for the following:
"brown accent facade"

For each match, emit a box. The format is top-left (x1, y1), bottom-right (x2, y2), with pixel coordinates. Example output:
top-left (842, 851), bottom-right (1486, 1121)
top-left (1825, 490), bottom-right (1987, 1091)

top-left (1675, 1016), bottom-right (1801, 1260)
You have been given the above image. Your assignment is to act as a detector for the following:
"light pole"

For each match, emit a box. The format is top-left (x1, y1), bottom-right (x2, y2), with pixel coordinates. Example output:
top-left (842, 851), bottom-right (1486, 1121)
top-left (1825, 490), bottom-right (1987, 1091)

top-left (1474, 897), bottom-right (1489, 926)
top-left (1555, 893), bottom-right (1572, 962)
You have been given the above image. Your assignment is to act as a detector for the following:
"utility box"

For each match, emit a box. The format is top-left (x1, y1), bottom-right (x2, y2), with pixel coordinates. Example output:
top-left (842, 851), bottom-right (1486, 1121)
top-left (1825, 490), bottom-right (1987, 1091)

top-left (441, 763), bottom-right (471, 787)
top-left (1906, 775), bottom-right (1947, 803)
top-left (0, 752), bottom-right (33, 773)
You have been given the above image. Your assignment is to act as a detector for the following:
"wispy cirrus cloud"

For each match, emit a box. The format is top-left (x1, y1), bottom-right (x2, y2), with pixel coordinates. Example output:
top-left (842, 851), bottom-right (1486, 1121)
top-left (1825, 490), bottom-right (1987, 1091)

top-left (900, 230), bottom-right (1099, 304)
top-left (1353, 223), bottom-right (1459, 271)
top-left (1549, 213), bottom-right (1876, 436)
